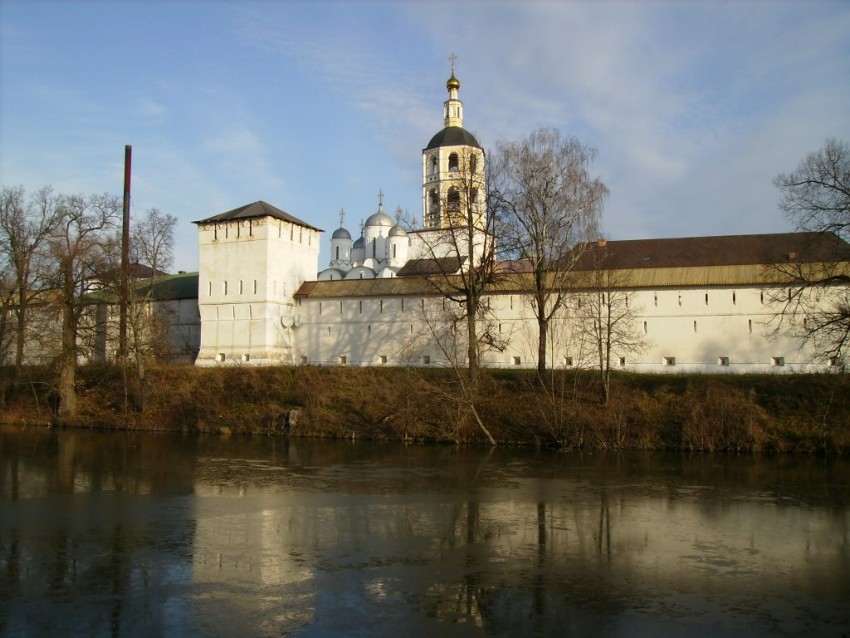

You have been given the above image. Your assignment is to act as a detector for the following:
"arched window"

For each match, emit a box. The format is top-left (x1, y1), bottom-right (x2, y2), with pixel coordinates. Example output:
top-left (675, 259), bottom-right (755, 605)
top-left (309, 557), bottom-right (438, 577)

top-left (470, 154), bottom-right (477, 174)
top-left (471, 188), bottom-right (478, 204)
top-left (448, 153), bottom-right (459, 172)
top-left (431, 155), bottom-right (438, 175)
top-left (447, 187), bottom-right (460, 212)
top-left (335, 246), bottom-right (339, 260)
top-left (429, 189), bottom-right (439, 213)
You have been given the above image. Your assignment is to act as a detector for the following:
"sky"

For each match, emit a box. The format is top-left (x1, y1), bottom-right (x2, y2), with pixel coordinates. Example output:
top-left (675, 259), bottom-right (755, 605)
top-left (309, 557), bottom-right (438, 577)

top-left (1, 0), bottom-right (849, 274)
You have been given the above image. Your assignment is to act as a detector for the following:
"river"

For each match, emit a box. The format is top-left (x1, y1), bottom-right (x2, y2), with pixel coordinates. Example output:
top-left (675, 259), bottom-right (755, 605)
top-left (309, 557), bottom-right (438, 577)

top-left (0, 426), bottom-right (847, 637)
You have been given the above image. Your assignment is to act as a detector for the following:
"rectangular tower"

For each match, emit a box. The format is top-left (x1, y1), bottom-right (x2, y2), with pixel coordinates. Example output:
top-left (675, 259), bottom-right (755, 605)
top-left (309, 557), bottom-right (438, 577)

top-left (194, 201), bottom-right (321, 365)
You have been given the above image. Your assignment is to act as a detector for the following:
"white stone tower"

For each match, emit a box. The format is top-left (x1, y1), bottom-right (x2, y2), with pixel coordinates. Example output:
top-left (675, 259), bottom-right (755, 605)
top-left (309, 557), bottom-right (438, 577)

top-left (194, 201), bottom-right (321, 365)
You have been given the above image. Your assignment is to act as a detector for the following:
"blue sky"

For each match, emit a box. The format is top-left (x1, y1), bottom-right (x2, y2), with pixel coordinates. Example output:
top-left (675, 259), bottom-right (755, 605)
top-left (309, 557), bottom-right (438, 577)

top-left (2, 0), bottom-right (849, 273)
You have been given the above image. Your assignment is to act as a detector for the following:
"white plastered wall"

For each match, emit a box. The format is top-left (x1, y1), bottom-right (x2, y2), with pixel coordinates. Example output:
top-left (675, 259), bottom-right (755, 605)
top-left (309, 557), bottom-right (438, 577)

top-left (196, 216), bottom-right (319, 366)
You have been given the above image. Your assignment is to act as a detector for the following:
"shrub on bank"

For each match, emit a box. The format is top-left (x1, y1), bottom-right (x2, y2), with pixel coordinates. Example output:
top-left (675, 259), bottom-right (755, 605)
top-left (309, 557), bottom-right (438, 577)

top-left (0, 364), bottom-right (847, 453)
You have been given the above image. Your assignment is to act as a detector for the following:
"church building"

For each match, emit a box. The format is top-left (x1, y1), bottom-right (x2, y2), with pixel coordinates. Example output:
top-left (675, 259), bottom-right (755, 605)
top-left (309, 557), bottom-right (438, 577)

top-left (191, 65), bottom-right (849, 373)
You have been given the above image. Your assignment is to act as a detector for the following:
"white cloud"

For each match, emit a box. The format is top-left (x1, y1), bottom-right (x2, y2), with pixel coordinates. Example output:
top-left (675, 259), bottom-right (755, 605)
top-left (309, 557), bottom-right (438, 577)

top-left (202, 125), bottom-right (263, 156)
top-left (136, 97), bottom-right (168, 119)
top-left (2, 0), bottom-right (848, 271)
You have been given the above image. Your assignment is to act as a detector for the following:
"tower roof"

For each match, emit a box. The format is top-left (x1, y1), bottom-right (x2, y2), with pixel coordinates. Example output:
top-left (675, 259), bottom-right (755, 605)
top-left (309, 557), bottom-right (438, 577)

top-left (193, 200), bottom-right (322, 231)
top-left (427, 57), bottom-right (479, 149)
top-left (425, 126), bottom-right (482, 150)
top-left (332, 227), bottom-right (352, 240)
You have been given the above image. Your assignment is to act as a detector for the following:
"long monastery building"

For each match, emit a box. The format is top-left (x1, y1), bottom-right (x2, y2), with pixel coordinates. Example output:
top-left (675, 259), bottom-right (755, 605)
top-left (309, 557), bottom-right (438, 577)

top-left (189, 67), bottom-right (849, 373)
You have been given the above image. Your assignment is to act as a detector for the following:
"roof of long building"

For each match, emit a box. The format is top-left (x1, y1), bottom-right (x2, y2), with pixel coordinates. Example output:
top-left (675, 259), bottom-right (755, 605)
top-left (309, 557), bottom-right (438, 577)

top-left (396, 256), bottom-right (466, 277)
top-left (296, 232), bottom-right (850, 299)
top-left (571, 232), bottom-right (850, 270)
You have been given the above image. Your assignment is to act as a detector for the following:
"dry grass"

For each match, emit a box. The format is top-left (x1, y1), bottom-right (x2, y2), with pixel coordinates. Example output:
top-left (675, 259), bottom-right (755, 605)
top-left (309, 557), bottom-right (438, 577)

top-left (0, 364), bottom-right (848, 453)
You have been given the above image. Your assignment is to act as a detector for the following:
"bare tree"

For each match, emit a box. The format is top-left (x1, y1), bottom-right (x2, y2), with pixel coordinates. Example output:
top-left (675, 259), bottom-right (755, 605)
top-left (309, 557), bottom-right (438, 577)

top-left (0, 186), bottom-right (64, 372)
top-left (47, 193), bottom-right (120, 417)
top-left (773, 139), bottom-right (850, 364)
top-left (491, 129), bottom-right (607, 378)
top-left (768, 253), bottom-right (850, 366)
top-left (415, 148), bottom-right (501, 444)
top-left (0, 263), bottom-right (14, 365)
top-left (775, 138), bottom-right (849, 241)
top-left (571, 247), bottom-right (647, 404)
top-left (125, 207), bottom-right (177, 409)
top-left (417, 148), bottom-right (501, 383)
top-left (131, 207), bottom-right (176, 276)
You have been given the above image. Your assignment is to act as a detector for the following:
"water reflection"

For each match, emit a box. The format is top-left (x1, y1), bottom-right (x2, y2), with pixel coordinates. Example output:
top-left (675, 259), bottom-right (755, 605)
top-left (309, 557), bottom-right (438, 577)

top-left (1, 426), bottom-right (848, 637)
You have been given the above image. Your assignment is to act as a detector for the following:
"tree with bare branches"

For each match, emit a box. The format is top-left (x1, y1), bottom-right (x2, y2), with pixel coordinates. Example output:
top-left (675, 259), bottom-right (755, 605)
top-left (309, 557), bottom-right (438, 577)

top-left (491, 129), bottom-right (607, 378)
top-left (415, 148), bottom-right (501, 444)
top-left (775, 139), bottom-right (849, 241)
top-left (47, 193), bottom-right (120, 417)
top-left (0, 186), bottom-right (64, 372)
top-left (125, 207), bottom-right (177, 409)
top-left (571, 253), bottom-right (647, 404)
top-left (0, 263), bottom-right (14, 365)
top-left (131, 207), bottom-right (176, 277)
top-left (773, 139), bottom-right (850, 365)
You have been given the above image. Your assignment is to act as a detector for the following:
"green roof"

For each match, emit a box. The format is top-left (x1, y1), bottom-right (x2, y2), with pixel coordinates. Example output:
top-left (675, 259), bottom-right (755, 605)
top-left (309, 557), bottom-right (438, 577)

top-left (135, 271), bottom-right (199, 300)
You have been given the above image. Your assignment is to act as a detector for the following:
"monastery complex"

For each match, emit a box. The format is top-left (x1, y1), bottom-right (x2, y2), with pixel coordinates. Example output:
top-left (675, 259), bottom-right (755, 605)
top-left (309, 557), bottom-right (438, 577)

top-left (134, 68), bottom-right (850, 373)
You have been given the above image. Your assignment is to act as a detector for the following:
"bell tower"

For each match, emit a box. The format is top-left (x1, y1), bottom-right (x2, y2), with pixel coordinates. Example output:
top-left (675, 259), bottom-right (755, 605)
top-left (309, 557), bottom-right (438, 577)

top-left (421, 54), bottom-right (486, 230)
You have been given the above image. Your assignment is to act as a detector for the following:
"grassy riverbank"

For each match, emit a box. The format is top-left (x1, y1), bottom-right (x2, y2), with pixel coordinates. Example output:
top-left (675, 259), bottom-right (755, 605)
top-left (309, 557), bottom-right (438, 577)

top-left (1, 365), bottom-right (848, 453)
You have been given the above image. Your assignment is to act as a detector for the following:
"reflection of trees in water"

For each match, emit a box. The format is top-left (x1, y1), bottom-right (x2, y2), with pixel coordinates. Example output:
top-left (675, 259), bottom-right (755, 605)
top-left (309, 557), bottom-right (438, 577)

top-left (533, 501), bottom-right (546, 632)
top-left (0, 428), bottom-right (197, 636)
top-left (597, 489), bottom-right (611, 561)
top-left (0, 427), bottom-right (199, 497)
top-left (424, 484), bottom-right (625, 631)
top-left (3, 432), bottom-right (850, 636)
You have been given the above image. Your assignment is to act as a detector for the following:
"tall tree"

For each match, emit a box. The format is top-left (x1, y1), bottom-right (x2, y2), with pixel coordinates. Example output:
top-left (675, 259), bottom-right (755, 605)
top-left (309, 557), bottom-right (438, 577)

top-left (416, 147), bottom-right (500, 444)
top-left (773, 139), bottom-right (850, 364)
top-left (48, 193), bottom-right (120, 417)
top-left (0, 186), bottom-right (64, 371)
top-left (491, 129), bottom-right (607, 378)
top-left (0, 262), bottom-right (14, 365)
top-left (572, 248), bottom-right (646, 404)
top-left (125, 207), bottom-right (177, 409)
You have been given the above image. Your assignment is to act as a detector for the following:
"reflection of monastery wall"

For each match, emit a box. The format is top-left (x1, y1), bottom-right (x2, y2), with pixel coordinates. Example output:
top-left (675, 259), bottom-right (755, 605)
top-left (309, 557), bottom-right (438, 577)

top-left (3, 432), bottom-right (847, 634)
top-left (185, 468), bottom-right (847, 630)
